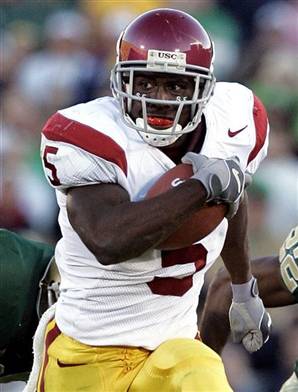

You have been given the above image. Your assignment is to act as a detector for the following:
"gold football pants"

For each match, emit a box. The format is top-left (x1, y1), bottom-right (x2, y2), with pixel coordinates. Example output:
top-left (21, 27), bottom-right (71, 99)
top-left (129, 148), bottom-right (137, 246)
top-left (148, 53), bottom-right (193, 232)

top-left (37, 320), bottom-right (232, 391)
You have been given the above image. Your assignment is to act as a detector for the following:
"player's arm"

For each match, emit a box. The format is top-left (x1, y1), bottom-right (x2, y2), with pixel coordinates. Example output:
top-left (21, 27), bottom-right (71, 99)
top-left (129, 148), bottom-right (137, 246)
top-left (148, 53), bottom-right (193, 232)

top-left (220, 91), bottom-right (270, 284)
top-left (67, 155), bottom-right (244, 265)
top-left (67, 180), bottom-right (207, 265)
top-left (219, 191), bottom-right (272, 352)
top-left (220, 191), bottom-right (251, 284)
top-left (200, 256), bottom-right (295, 354)
top-left (200, 226), bottom-right (298, 354)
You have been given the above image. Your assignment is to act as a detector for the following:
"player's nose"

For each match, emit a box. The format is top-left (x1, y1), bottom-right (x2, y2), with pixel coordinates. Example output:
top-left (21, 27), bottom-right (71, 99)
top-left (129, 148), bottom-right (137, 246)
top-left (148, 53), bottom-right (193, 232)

top-left (153, 85), bottom-right (171, 101)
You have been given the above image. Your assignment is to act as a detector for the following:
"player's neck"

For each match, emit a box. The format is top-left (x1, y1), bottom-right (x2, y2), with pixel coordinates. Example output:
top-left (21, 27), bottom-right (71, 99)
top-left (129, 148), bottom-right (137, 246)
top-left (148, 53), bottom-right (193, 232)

top-left (158, 116), bottom-right (206, 164)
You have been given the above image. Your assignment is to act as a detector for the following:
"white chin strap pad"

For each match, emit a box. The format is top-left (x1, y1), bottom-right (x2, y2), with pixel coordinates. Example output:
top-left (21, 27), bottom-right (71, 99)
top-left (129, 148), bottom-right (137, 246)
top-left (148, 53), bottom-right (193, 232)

top-left (136, 118), bottom-right (182, 147)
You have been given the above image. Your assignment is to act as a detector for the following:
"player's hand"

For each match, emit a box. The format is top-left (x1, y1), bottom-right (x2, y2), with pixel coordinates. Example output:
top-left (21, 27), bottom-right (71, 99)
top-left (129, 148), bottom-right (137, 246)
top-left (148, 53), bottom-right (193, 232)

top-left (229, 277), bottom-right (272, 353)
top-left (181, 153), bottom-right (245, 213)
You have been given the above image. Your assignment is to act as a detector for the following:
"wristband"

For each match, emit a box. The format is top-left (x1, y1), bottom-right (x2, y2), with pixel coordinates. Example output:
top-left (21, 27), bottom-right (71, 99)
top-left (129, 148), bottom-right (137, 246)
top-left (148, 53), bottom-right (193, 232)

top-left (231, 276), bottom-right (257, 302)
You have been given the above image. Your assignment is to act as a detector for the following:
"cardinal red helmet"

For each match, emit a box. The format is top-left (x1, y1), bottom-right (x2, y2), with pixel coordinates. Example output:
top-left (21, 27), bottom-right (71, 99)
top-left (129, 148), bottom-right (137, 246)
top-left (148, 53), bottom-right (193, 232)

top-left (111, 8), bottom-right (215, 146)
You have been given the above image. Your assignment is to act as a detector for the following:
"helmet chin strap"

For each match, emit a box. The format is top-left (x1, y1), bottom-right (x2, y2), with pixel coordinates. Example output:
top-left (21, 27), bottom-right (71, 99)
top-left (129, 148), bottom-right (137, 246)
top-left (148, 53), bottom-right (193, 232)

top-left (135, 118), bottom-right (183, 147)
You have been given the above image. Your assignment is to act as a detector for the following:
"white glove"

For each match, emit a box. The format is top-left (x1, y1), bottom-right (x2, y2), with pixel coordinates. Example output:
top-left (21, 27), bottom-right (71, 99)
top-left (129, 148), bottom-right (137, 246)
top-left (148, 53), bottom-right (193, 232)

top-left (229, 277), bottom-right (272, 353)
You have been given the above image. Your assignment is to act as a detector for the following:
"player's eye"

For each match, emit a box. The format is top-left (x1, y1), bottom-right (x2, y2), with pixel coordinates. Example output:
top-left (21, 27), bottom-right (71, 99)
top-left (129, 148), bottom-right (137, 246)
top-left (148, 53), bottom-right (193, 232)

top-left (135, 80), bottom-right (154, 92)
top-left (169, 83), bottom-right (184, 91)
top-left (167, 81), bottom-right (192, 96)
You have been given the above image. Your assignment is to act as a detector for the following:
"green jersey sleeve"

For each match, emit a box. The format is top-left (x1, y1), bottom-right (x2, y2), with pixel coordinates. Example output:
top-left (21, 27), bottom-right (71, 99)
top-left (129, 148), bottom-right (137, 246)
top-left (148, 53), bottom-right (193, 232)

top-left (0, 229), bottom-right (54, 348)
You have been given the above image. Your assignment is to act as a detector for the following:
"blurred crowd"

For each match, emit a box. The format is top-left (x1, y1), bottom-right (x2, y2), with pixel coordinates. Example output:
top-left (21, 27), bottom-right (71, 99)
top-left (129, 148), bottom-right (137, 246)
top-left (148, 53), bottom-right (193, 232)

top-left (1, 1), bottom-right (298, 391)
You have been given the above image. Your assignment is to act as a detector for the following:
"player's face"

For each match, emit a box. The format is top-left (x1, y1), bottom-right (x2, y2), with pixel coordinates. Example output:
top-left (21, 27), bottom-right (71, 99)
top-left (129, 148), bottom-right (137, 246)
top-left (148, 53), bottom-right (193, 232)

top-left (130, 72), bottom-right (195, 130)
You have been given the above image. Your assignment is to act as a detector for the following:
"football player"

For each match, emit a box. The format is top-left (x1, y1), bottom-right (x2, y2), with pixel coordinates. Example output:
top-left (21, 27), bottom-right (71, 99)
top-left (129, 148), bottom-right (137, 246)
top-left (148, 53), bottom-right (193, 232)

top-left (0, 229), bottom-right (56, 382)
top-left (199, 226), bottom-right (298, 392)
top-left (27, 8), bottom-right (271, 392)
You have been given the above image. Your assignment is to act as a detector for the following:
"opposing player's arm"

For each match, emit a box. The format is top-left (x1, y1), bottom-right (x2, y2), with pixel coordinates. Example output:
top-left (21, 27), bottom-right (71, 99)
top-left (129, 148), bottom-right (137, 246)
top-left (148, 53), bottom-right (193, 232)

top-left (251, 256), bottom-right (297, 307)
top-left (199, 267), bottom-right (232, 355)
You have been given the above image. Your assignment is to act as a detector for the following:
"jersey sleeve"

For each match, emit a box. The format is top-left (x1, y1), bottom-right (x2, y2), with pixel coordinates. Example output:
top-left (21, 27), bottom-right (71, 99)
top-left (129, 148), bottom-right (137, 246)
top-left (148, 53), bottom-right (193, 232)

top-left (246, 94), bottom-right (269, 175)
top-left (41, 112), bottom-right (128, 191)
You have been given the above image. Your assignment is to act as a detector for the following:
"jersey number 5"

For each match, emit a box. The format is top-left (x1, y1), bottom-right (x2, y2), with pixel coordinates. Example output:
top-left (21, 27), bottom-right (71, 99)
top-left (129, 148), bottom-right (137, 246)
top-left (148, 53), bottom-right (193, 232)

top-left (43, 146), bottom-right (61, 186)
top-left (147, 244), bottom-right (207, 296)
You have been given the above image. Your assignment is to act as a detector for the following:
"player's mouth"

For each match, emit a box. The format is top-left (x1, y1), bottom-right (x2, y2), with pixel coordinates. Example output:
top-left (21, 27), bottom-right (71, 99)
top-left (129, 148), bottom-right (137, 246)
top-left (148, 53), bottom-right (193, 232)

top-left (147, 116), bottom-right (174, 129)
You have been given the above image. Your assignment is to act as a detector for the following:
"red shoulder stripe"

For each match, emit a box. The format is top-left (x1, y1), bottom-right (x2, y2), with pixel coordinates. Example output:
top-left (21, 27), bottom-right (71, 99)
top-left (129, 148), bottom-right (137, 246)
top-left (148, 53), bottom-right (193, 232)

top-left (247, 95), bottom-right (268, 164)
top-left (42, 112), bottom-right (127, 175)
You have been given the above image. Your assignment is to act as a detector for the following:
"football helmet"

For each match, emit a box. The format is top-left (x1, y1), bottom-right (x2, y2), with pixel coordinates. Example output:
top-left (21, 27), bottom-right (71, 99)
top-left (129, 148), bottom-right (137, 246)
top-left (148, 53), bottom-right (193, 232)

top-left (111, 8), bottom-right (215, 147)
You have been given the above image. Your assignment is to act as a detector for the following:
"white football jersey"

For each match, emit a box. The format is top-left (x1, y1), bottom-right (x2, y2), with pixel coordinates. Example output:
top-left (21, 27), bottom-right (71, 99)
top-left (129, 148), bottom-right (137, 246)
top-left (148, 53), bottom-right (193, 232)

top-left (41, 82), bottom-right (269, 349)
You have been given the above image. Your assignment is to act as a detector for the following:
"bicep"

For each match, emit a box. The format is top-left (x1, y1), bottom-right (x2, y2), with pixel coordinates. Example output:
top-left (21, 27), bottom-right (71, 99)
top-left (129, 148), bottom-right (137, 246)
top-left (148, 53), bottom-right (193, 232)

top-left (66, 183), bottom-right (130, 242)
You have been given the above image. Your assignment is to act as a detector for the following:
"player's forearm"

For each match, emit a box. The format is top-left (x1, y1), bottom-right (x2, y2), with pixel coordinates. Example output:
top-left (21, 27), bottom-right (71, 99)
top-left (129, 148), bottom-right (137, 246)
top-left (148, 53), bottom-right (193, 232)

top-left (67, 180), bottom-right (207, 265)
top-left (67, 155), bottom-right (246, 265)
top-left (98, 180), bottom-right (208, 264)
top-left (221, 193), bottom-right (252, 283)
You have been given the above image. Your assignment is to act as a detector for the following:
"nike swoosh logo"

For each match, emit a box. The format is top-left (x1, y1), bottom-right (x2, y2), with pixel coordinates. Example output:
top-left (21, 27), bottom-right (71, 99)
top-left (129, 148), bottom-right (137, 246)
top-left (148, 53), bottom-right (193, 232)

top-left (232, 168), bottom-right (241, 193)
top-left (228, 125), bottom-right (248, 137)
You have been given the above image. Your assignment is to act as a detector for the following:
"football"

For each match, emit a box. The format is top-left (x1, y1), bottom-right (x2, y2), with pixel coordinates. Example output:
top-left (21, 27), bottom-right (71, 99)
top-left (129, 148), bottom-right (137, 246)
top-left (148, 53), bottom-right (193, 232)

top-left (146, 163), bottom-right (227, 250)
